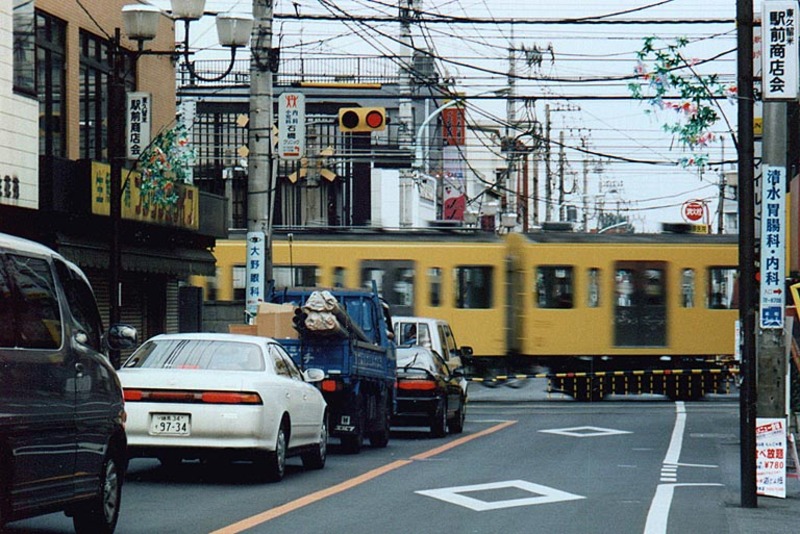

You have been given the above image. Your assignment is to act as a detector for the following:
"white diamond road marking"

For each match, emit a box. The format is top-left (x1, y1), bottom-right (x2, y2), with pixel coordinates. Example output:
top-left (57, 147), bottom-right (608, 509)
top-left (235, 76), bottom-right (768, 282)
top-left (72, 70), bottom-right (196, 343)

top-left (415, 480), bottom-right (585, 511)
top-left (538, 426), bottom-right (632, 438)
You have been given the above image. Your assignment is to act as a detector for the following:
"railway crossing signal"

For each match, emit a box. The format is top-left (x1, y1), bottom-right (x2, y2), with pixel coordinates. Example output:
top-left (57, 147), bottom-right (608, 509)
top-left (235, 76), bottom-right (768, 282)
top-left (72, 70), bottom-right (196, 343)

top-left (338, 107), bottom-right (386, 132)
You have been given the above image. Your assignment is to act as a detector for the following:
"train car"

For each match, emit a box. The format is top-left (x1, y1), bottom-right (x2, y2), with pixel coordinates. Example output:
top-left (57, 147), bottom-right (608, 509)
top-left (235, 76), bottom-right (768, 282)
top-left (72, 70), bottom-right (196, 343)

top-left (505, 232), bottom-right (739, 399)
top-left (200, 228), bottom-right (509, 360)
top-left (195, 228), bottom-right (739, 400)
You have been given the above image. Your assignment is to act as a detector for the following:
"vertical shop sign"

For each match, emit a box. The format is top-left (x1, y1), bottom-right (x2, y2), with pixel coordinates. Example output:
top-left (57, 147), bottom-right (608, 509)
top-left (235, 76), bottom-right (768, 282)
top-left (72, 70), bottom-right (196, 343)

top-left (245, 231), bottom-right (266, 316)
top-left (762, 1), bottom-right (799, 100)
top-left (278, 93), bottom-right (305, 160)
top-left (126, 92), bottom-right (151, 160)
top-left (759, 165), bottom-right (786, 328)
top-left (756, 418), bottom-right (787, 498)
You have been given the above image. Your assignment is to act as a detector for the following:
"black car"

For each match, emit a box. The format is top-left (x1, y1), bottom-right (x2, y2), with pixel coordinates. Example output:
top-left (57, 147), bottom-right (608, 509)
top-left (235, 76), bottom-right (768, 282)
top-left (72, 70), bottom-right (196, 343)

top-left (0, 233), bottom-right (136, 533)
top-left (393, 345), bottom-right (467, 437)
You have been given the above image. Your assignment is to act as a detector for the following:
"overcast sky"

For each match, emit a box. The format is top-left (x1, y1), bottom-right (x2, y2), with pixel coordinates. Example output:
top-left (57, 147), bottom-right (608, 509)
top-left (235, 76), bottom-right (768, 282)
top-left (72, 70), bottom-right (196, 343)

top-left (150, 0), bottom-right (756, 232)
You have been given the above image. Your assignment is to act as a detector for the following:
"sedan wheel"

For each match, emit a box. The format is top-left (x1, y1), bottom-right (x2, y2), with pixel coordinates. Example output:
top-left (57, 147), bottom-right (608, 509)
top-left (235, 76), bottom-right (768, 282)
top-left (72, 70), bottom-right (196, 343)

top-left (430, 399), bottom-right (447, 438)
top-left (262, 424), bottom-right (287, 482)
top-left (449, 400), bottom-right (466, 434)
top-left (72, 450), bottom-right (121, 534)
top-left (301, 415), bottom-right (327, 470)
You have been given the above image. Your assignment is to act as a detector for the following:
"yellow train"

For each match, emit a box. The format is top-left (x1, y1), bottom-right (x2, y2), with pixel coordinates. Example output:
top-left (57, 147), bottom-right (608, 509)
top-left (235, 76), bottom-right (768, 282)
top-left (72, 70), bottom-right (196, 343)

top-left (195, 228), bottom-right (739, 399)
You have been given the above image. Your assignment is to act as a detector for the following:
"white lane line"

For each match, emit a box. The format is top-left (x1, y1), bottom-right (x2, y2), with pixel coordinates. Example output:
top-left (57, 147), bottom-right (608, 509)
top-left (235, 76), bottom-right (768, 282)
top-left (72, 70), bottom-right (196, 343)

top-left (644, 484), bottom-right (723, 534)
top-left (664, 401), bottom-right (686, 466)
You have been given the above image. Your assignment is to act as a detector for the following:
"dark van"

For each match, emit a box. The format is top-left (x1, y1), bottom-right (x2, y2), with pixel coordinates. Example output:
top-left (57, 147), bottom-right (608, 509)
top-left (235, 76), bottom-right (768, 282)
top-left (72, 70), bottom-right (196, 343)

top-left (0, 233), bottom-right (136, 533)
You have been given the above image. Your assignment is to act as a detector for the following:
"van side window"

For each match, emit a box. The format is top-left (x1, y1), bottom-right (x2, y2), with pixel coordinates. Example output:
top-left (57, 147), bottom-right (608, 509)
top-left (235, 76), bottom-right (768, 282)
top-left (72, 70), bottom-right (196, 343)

top-left (55, 260), bottom-right (103, 350)
top-left (5, 254), bottom-right (62, 348)
top-left (0, 257), bottom-right (15, 346)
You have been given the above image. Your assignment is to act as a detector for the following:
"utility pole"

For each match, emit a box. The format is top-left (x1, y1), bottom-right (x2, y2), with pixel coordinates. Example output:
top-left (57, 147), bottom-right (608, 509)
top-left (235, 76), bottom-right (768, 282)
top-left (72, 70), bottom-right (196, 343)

top-left (736, 0), bottom-right (757, 509)
top-left (398, 0), bottom-right (416, 227)
top-left (558, 130), bottom-right (565, 221)
top-left (506, 33), bottom-right (517, 225)
top-left (544, 104), bottom-right (552, 222)
top-left (532, 149), bottom-right (540, 226)
top-left (582, 136), bottom-right (589, 231)
top-left (246, 0), bottom-right (275, 313)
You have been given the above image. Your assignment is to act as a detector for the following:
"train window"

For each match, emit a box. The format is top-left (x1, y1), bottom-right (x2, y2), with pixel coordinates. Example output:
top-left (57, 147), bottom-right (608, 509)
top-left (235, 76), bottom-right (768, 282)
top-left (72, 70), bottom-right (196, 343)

top-left (232, 264), bottom-right (246, 301)
top-left (361, 261), bottom-right (415, 316)
top-left (708, 267), bottom-right (737, 309)
top-left (587, 268), bottom-right (600, 308)
top-left (333, 267), bottom-right (346, 287)
top-left (681, 269), bottom-right (695, 308)
top-left (428, 267), bottom-right (442, 307)
top-left (536, 266), bottom-right (574, 309)
top-left (454, 266), bottom-right (493, 309)
top-left (615, 269), bottom-right (634, 307)
top-left (273, 265), bottom-right (318, 287)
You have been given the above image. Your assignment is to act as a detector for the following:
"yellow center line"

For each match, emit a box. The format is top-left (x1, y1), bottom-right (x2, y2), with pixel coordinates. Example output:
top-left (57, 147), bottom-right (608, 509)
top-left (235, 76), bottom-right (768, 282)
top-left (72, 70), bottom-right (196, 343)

top-left (211, 420), bottom-right (517, 534)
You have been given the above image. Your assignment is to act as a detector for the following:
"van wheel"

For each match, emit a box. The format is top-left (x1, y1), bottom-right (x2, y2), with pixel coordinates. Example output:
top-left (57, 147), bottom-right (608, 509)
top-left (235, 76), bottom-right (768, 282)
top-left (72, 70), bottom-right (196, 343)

top-left (72, 450), bottom-right (122, 534)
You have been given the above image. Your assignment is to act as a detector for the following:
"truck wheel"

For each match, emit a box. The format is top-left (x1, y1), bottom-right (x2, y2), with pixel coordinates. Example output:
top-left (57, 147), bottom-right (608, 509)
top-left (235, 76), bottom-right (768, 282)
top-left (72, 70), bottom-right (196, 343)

top-left (301, 415), bottom-right (327, 470)
top-left (430, 399), bottom-right (447, 438)
top-left (369, 411), bottom-right (391, 448)
top-left (72, 448), bottom-right (122, 534)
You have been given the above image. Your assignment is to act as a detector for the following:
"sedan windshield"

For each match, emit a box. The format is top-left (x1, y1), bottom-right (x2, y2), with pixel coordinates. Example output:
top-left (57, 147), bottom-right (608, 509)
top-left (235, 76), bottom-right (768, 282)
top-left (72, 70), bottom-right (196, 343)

top-left (124, 339), bottom-right (265, 371)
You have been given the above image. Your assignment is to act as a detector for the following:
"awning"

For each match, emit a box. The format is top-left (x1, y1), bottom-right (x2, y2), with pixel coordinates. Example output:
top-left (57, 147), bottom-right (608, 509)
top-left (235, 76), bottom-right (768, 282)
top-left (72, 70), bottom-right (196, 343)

top-left (56, 235), bottom-right (216, 277)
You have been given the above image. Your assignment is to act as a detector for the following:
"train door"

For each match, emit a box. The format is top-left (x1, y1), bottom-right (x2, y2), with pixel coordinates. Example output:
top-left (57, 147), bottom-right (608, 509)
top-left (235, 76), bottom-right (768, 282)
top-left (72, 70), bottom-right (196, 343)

top-left (613, 261), bottom-right (667, 347)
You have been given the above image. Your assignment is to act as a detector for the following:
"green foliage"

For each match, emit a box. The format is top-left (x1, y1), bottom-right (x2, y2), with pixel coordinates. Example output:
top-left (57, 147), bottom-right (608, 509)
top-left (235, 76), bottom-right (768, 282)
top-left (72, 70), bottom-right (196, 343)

top-left (628, 36), bottom-right (736, 169)
top-left (137, 122), bottom-right (196, 209)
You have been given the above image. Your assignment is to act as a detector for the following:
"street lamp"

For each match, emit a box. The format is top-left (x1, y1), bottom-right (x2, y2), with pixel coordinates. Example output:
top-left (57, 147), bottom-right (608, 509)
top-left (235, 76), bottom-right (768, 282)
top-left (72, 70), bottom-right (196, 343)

top-left (106, 1), bottom-right (252, 367)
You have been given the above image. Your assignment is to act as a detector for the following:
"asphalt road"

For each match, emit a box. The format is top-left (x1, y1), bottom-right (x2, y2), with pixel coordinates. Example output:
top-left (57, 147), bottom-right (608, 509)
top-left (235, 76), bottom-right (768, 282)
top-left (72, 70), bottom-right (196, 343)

top-left (10, 390), bottom-right (773, 534)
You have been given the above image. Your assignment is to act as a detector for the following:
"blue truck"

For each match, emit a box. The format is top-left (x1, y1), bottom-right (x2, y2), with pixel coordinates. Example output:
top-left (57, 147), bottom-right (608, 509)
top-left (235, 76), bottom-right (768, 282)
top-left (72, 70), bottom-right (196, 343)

top-left (268, 286), bottom-right (396, 453)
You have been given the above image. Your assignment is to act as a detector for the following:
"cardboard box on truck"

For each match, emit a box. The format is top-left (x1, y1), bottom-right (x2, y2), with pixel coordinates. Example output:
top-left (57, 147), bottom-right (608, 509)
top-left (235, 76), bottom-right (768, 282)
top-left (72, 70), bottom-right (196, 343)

top-left (256, 303), bottom-right (298, 339)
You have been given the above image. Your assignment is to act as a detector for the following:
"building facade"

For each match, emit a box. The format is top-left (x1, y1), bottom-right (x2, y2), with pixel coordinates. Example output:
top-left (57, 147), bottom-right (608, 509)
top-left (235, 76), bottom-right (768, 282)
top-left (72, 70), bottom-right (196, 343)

top-left (1, 0), bottom-right (224, 344)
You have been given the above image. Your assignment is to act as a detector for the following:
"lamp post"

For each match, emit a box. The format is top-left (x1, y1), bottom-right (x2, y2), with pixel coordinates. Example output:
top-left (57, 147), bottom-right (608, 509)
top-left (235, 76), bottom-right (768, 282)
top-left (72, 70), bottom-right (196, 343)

top-left (106, 1), bottom-right (252, 367)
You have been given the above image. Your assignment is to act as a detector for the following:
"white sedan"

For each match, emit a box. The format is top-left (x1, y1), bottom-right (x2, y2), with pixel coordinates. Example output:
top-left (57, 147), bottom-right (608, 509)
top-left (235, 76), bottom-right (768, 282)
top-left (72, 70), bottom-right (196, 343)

top-left (118, 333), bottom-right (327, 481)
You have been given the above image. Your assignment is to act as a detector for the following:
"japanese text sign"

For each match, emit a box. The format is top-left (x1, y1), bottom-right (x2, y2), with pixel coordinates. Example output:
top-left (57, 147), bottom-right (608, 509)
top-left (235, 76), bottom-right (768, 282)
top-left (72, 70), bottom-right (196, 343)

top-left (126, 92), bottom-right (152, 160)
top-left (760, 165), bottom-right (786, 328)
top-left (245, 231), bottom-right (266, 316)
top-left (278, 92), bottom-right (305, 160)
top-left (762, 1), bottom-right (799, 100)
top-left (756, 417), bottom-right (787, 498)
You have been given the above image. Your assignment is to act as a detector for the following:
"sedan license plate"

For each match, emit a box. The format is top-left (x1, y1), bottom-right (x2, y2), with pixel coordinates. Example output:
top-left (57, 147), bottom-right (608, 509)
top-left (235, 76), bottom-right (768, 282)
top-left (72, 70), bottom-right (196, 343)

top-left (150, 413), bottom-right (190, 435)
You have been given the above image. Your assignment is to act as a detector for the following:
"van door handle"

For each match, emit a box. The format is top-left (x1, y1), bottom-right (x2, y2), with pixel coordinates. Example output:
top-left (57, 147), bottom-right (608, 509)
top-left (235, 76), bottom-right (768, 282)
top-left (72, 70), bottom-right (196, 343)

top-left (75, 362), bottom-right (85, 376)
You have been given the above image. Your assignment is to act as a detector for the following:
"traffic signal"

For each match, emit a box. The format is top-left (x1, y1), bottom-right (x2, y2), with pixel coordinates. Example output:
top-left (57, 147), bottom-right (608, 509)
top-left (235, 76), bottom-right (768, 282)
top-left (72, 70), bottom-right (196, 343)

top-left (338, 107), bottom-right (386, 133)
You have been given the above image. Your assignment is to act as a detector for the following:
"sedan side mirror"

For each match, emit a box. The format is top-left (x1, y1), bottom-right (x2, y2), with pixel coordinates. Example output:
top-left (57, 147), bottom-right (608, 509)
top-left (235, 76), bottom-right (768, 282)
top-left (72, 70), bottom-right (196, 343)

top-left (303, 368), bottom-right (325, 383)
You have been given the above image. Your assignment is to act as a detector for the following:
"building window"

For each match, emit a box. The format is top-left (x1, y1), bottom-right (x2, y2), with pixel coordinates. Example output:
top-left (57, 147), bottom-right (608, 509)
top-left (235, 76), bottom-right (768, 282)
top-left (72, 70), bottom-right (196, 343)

top-left (454, 266), bottom-right (492, 309)
top-left (36, 11), bottom-right (67, 157)
top-left (537, 266), bottom-right (574, 309)
top-left (13, 0), bottom-right (36, 96)
top-left (79, 31), bottom-right (135, 161)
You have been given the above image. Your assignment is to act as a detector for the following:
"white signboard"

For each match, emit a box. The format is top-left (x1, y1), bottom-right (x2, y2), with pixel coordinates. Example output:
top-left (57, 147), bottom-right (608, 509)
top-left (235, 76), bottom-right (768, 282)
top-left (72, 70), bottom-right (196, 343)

top-left (126, 92), bottom-right (152, 160)
top-left (756, 418), bottom-right (787, 498)
top-left (278, 92), bottom-right (305, 160)
top-left (245, 231), bottom-right (266, 316)
top-left (759, 165), bottom-right (786, 329)
top-left (762, 1), bottom-right (799, 100)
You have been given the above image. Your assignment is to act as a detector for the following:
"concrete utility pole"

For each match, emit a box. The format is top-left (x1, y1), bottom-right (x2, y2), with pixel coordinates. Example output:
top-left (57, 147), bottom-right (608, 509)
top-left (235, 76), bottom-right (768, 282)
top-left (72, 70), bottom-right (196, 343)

top-left (506, 33), bottom-right (517, 224)
top-left (544, 104), bottom-right (552, 222)
top-left (247, 0), bottom-right (275, 285)
top-left (758, 100), bottom-right (787, 418)
top-left (398, 0), bottom-right (417, 227)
